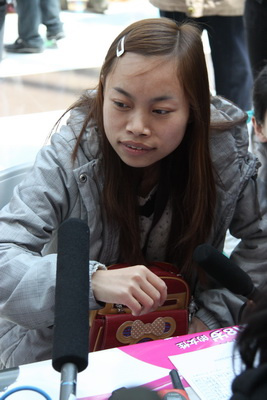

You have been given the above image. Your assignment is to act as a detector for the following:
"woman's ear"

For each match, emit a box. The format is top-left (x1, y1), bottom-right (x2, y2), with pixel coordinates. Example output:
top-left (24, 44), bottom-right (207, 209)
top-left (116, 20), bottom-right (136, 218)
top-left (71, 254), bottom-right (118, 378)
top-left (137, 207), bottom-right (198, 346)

top-left (252, 116), bottom-right (267, 143)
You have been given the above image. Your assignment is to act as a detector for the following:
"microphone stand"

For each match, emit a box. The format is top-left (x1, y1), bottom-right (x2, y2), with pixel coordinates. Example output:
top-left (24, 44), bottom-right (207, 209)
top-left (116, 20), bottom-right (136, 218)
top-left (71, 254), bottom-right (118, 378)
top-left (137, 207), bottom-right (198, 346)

top-left (59, 363), bottom-right (78, 400)
top-left (52, 219), bottom-right (90, 400)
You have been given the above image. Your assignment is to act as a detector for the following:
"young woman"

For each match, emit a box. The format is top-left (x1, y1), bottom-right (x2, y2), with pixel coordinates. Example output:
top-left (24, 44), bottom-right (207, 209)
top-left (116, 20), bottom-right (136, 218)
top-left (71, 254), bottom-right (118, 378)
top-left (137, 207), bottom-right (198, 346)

top-left (0, 18), bottom-right (266, 369)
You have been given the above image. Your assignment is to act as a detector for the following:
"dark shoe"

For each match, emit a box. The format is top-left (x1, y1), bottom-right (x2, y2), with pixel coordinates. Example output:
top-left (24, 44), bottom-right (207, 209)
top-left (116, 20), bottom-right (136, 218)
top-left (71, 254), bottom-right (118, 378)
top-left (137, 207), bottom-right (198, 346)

top-left (46, 31), bottom-right (65, 41)
top-left (4, 38), bottom-right (43, 53)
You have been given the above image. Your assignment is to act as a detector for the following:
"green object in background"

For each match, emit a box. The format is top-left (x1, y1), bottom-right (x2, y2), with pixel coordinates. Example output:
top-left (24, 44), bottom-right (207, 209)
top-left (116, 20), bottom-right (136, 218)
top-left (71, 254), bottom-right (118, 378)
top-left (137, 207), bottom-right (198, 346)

top-left (44, 39), bottom-right (58, 49)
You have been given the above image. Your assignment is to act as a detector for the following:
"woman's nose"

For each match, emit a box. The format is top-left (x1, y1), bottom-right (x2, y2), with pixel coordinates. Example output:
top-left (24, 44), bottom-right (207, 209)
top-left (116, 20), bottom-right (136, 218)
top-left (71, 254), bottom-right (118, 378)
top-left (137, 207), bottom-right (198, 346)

top-left (126, 111), bottom-right (151, 136)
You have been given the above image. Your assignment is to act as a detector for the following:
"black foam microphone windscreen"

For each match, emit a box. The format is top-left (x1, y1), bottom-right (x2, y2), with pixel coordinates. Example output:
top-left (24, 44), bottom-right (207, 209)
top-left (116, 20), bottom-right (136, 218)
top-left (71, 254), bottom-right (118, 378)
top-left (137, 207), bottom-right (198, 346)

top-left (193, 244), bottom-right (257, 300)
top-left (109, 387), bottom-right (161, 400)
top-left (52, 218), bottom-right (89, 373)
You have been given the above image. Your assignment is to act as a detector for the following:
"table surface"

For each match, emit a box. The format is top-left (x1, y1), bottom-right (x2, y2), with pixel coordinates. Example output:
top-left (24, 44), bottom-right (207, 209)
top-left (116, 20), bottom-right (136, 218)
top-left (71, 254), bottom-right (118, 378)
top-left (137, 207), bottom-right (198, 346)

top-left (0, 326), bottom-right (240, 400)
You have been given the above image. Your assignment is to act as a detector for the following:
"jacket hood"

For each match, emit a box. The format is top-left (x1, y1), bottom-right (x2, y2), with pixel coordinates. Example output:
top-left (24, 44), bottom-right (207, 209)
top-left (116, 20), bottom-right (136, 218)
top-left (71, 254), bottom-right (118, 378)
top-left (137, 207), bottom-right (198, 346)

top-left (210, 95), bottom-right (247, 125)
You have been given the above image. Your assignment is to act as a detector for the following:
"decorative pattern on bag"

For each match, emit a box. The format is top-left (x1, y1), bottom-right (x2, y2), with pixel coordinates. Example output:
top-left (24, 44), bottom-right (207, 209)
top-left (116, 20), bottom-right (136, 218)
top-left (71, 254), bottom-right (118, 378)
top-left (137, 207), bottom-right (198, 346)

top-left (116, 316), bottom-right (177, 345)
top-left (89, 262), bottom-right (190, 352)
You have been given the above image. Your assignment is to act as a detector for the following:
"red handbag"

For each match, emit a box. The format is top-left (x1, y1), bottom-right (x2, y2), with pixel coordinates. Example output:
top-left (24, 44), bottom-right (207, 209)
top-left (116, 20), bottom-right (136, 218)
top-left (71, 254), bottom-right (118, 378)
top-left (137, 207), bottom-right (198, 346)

top-left (89, 262), bottom-right (190, 352)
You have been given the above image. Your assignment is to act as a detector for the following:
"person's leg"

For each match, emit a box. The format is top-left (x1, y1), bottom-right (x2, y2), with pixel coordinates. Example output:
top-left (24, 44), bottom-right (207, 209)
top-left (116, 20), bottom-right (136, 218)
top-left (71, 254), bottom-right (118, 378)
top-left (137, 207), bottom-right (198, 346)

top-left (203, 15), bottom-right (253, 111)
top-left (16, 0), bottom-right (43, 47)
top-left (5, 0), bottom-right (43, 52)
top-left (40, 0), bottom-right (64, 40)
top-left (0, 1), bottom-right (6, 61)
top-left (159, 10), bottom-right (188, 23)
top-left (244, 0), bottom-right (267, 79)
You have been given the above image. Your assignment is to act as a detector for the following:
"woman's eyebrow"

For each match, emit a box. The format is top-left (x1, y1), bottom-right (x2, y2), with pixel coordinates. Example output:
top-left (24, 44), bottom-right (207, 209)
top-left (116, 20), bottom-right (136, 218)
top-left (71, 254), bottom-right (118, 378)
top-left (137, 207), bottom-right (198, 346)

top-left (151, 95), bottom-right (175, 102)
top-left (113, 87), bottom-right (133, 99)
top-left (112, 87), bottom-right (175, 102)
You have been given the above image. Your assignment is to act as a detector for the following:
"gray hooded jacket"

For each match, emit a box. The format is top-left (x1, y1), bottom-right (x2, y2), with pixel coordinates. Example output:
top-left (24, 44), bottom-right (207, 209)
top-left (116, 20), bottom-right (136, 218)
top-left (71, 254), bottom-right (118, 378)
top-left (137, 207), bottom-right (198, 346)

top-left (0, 96), bottom-right (266, 368)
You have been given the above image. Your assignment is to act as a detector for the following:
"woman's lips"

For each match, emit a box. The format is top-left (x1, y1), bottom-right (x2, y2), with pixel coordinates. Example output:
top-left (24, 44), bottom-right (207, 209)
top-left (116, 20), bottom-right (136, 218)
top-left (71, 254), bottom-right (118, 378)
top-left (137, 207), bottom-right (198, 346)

top-left (120, 141), bottom-right (154, 152)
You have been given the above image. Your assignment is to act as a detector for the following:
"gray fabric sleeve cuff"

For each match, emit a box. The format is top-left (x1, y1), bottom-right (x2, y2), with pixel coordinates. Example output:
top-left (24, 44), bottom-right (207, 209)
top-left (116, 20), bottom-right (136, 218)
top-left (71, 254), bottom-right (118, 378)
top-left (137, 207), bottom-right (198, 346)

top-left (195, 308), bottom-right (222, 330)
top-left (89, 261), bottom-right (106, 309)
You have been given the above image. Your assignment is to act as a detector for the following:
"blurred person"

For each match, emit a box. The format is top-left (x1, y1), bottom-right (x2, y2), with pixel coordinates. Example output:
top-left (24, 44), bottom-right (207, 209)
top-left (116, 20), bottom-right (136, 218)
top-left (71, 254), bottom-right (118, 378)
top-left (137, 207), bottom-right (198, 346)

top-left (243, 0), bottom-right (267, 211)
top-left (250, 65), bottom-right (267, 212)
top-left (251, 66), bottom-right (267, 146)
top-left (244, 0), bottom-right (267, 80)
top-left (4, 0), bottom-right (64, 53)
top-left (149, 0), bottom-right (253, 111)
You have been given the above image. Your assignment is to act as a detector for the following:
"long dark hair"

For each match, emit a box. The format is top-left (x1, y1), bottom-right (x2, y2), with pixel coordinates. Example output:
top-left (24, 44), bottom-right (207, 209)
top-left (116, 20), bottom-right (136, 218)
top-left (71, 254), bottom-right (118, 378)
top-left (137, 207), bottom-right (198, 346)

top-left (235, 285), bottom-right (267, 369)
top-left (70, 18), bottom-right (217, 280)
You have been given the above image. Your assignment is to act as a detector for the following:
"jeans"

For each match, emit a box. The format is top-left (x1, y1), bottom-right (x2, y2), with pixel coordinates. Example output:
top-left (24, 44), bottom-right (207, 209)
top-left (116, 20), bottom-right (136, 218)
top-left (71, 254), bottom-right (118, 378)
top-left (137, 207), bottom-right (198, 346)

top-left (160, 11), bottom-right (253, 111)
top-left (244, 0), bottom-right (267, 79)
top-left (16, 0), bottom-right (63, 47)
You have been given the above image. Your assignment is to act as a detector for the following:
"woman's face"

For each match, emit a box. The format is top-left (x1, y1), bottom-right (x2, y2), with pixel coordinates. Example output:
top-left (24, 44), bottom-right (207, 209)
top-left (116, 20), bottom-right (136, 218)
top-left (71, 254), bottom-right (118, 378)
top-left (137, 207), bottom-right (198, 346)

top-left (103, 53), bottom-right (190, 169)
top-left (252, 111), bottom-right (267, 143)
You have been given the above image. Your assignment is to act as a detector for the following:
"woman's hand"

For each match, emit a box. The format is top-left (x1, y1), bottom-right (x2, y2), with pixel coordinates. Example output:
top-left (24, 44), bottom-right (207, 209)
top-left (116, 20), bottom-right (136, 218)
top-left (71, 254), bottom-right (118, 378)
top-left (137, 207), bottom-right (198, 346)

top-left (91, 265), bottom-right (167, 316)
top-left (188, 316), bottom-right (209, 334)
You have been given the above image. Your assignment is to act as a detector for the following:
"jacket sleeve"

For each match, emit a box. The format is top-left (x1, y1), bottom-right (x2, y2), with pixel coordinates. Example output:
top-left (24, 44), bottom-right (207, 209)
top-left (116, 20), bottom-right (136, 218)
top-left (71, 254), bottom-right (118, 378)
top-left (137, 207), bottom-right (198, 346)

top-left (194, 164), bottom-right (267, 329)
top-left (193, 96), bottom-right (267, 329)
top-left (0, 128), bottom-right (103, 331)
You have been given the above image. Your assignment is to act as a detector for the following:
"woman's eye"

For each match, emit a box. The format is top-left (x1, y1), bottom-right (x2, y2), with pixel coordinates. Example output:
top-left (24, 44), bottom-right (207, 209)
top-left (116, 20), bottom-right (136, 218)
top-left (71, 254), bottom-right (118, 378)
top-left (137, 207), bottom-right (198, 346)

top-left (114, 101), bottom-right (129, 109)
top-left (153, 109), bottom-right (170, 115)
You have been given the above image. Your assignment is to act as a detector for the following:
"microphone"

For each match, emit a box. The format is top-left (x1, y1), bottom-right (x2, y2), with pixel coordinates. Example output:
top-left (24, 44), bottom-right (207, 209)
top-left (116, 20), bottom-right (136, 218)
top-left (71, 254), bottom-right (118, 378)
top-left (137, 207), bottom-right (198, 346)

top-left (193, 244), bottom-right (259, 301)
top-left (109, 387), bottom-right (161, 400)
top-left (52, 218), bottom-right (90, 400)
top-left (109, 370), bottom-right (189, 400)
